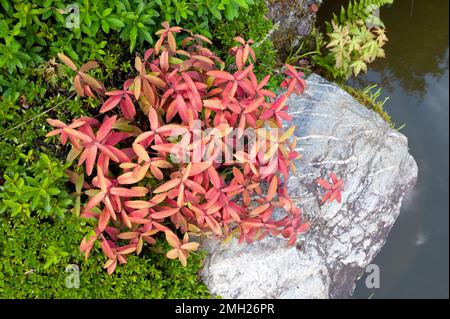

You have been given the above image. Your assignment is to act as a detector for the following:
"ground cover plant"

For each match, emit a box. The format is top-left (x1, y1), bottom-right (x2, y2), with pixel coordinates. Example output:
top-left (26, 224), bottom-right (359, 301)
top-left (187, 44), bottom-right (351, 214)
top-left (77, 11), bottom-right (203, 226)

top-left (0, 0), bottom-right (265, 297)
top-left (0, 1), bottom-right (347, 296)
top-left (47, 21), bottom-right (318, 274)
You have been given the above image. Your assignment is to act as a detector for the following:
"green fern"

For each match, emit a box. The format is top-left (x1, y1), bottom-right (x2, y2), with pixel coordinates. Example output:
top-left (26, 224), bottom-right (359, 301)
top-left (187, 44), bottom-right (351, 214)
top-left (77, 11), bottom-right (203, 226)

top-left (330, 0), bottom-right (394, 29)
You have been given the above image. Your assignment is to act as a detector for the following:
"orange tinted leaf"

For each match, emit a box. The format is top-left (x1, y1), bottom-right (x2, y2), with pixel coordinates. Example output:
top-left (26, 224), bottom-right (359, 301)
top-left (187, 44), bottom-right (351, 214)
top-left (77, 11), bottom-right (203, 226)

top-left (100, 95), bottom-right (121, 113)
top-left (117, 245), bottom-right (137, 255)
top-left (79, 61), bottom-right (99, 73)
top-left (165, 230), bottom-right (181, 248)
top-left (117, 232), bottom-right (139, 240)
top-left (143, 74), bottom-right (166, 88)
top-left (250, 203), bottom-right (271, 217)
top-left (333, 180), bottom-right (344, 189)
top-left (179, 250), bottom-right (187, 266)
top-left (79, 72), bottom-right (104, 91)
top-left (100, 238), bottom-right (115, 260)
top-left (98, 209), bottom-right (110, 232)
top-left (297, 222), bottom-right (310, 233)
top-left (135, 56), bottom-right (142, 72)
top-left (207, 165), bottom-right (221, 189)
top-left (96, 115), bottom-right (116, 142)
top-left (189, 162), bottom-right (212, 176)
top-left (193, 34), bottom-right (212, 44)
top-left (73, 75), bottom-right (85, 96)
top-left (168, 32), bottom-right (177, 51)
top-left (160, 50), bottom-right (169, 72)
top-left (152, 207), bottom-right (179, 219)
top-left (321, 190), bottom-right (332, 204)
top-left (133, 143), bottom-right (150, 162)
top-left (266, 176), bottom-right (278, 201)
top-left (110, 187), bottom-right (148, 197)
top-left (149, 193), bottom-right (167, 206)
top-left (181, 242), bottom-right (200, 251)
top-left (192, 55), bottom-right (214, 65)
top-left (57, 53), bottom-right (77, 71)
top-left (134, 76), bottom-right (142, 100)
top-left (232, 167), bottom-right (244, 184)
top-left (154, 178), bottom-right (181, 193)
top-left (330, 172), bottom-right (339, 184)
top-left (166, 248), bottom-right (179, 259)
top-left (124, 200), bottom-right (152, 209)
top-left (279, 126), bottom-right (296, 142)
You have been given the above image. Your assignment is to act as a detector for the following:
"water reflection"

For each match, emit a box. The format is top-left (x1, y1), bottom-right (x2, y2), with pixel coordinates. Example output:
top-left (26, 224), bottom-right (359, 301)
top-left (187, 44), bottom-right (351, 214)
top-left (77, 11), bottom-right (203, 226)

top-left (318, 0), bottom-right (449, 298)
top-left (317, 0), bottom-right (449, 97)
top-left (354, 0), bottom-right (449, 96)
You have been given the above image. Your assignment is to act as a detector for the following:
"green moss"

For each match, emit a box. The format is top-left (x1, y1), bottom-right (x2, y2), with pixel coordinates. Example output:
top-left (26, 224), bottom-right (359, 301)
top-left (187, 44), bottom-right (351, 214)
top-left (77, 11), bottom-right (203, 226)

top-left (211, 0), bottom-right (281, 89)
top-left (0, 214), bottom-right (210, 298)
top-left (0, 144), bottom-right (210, 298)
top-left (340, 83), bottom-right (393, 125)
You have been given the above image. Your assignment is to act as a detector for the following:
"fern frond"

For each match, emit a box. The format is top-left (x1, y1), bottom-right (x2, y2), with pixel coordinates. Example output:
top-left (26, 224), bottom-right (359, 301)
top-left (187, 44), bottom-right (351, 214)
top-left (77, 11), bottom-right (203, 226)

top-left (332, 0), bottom-right (394, 28)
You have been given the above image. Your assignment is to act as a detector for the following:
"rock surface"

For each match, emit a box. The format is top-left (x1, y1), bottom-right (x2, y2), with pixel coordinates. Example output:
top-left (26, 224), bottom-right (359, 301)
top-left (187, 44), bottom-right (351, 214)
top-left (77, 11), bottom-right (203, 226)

top-left (265, 0), bottom-right (322, 60)
top-left (200, 74), bottom-right (418, 299)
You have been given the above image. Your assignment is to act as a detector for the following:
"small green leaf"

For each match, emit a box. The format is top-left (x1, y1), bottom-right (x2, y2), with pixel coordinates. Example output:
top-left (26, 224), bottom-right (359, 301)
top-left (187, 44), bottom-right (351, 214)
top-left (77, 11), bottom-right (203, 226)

top-left (102, 8), bottom-right (113, 17)
top-left (106, 17), bottom-right (125, 28)
top-left (130, 25), bottom-right (138, 52)
top-left (47, 188), bottom-right (61, 196)
top-left (101, 20), bottom-right (110, 33)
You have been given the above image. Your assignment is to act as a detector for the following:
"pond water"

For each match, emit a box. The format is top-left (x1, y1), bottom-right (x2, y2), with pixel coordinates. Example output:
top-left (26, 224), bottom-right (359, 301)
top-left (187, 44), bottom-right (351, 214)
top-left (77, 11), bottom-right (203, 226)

top-left (318, 0), bottom-right (449, 298)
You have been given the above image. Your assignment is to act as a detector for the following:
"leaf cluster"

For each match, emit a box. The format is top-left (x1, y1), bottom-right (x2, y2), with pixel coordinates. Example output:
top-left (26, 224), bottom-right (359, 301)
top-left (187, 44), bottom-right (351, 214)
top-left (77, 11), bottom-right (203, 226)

top-left (47, 22), bottom-right (310, 274)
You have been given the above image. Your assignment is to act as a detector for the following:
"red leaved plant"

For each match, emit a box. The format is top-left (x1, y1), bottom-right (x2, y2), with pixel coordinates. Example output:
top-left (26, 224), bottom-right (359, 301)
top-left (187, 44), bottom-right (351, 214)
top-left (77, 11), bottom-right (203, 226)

top-left (48, 22), bottom-right (313, 274)
top-left (316, 172), bottom-right (344, 204)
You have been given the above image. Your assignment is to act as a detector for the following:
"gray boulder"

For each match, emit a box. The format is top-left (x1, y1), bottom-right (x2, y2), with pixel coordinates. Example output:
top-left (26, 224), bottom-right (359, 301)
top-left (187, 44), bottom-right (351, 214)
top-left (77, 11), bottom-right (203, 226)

top-left (200, 74), bottom-right (418, 299)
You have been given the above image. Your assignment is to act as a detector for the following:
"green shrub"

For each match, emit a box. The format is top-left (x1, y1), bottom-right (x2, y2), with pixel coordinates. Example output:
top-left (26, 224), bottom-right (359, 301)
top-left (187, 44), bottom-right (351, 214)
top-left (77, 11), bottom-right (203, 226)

top-left (0, 153), bottom-right (72, 219)
top-left (211, 0), bottom-right (280, 88)
top-left (0, 0), bottom-right (255, 73)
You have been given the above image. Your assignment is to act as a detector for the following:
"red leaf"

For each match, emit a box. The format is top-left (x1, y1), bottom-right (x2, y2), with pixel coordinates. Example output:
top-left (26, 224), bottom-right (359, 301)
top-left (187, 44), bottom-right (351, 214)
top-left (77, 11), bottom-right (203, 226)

top-left (250, 203), bottom-right (271, 217)
top-left (152, 207), bottom-right (179, 219)
top-left (97, 115), bottom-right (117, 142)
top-left (100, 95), bottom-right (121, 113)
top-left (207, 70), bottom-right (234, 81)
top-left (316, 179), bottom-right (331, 189)
top-left (110, 187), bottom-right (148, 197)
top-left (266, 176), bottom-right (278, 201)
top-left (63, 127), bottom-right (92, 143)
top-left (153, 178), bottom-right (181, 193)
top-left (100, 238), bottom-right (115, 260)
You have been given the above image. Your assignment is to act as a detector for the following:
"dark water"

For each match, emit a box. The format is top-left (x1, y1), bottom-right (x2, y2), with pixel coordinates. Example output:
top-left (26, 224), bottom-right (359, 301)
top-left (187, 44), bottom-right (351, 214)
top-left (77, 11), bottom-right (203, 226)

top-left (318, 0), bottom-right (449, 298)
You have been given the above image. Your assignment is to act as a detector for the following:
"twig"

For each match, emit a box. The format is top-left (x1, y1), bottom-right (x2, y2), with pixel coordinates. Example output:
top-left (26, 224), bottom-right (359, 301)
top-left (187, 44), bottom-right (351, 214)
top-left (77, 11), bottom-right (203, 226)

top-left (0, 92), bottom-right (76, 138)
